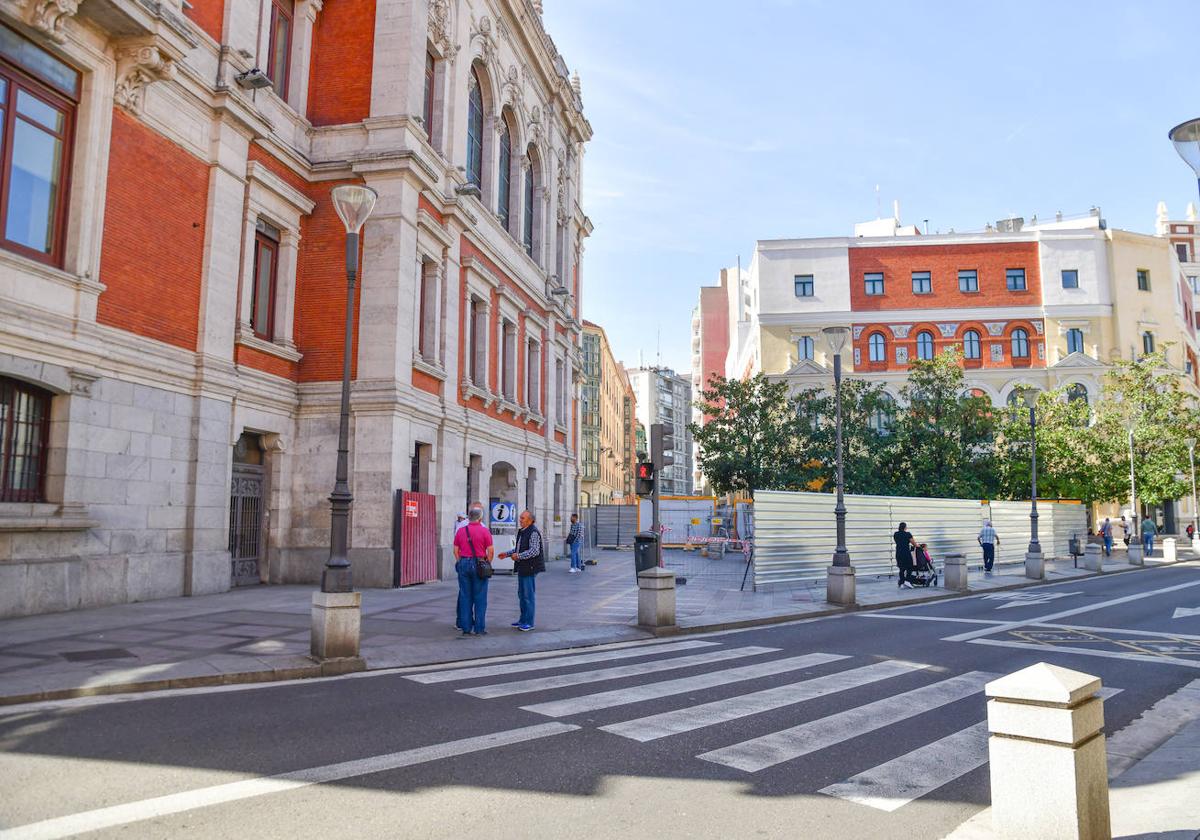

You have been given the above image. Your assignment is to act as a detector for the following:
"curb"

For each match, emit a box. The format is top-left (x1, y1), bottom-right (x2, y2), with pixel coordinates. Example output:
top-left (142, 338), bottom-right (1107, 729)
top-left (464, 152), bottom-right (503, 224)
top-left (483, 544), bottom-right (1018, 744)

top-left (0, 559), bottom-right (1185, 707)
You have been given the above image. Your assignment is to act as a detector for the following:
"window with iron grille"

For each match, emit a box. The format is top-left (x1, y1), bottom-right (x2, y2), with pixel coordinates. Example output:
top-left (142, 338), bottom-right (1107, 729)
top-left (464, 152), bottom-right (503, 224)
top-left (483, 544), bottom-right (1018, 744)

top-left (0, 377), bottom-right (50, 502)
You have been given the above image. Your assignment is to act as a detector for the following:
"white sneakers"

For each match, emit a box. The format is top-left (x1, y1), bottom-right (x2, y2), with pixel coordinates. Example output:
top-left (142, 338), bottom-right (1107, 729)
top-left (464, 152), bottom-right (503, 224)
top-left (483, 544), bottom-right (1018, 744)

top-left (568, 567), bottom-right (579, 573)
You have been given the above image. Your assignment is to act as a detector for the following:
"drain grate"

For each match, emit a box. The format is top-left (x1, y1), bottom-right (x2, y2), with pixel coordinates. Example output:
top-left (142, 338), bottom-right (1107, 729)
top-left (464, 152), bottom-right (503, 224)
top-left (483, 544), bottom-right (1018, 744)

top-left (60, 648), bottom-right (137, 662)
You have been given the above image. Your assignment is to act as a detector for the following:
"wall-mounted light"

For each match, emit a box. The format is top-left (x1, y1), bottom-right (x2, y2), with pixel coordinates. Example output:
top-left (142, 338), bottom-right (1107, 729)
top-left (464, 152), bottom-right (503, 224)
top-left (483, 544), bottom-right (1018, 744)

top-left (235, 68), bottom-right (272, 90)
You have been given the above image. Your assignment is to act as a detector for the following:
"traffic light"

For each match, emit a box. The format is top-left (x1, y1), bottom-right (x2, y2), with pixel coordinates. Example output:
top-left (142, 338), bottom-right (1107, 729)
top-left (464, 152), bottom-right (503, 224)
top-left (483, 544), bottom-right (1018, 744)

top-left (651, 423), bottom-right (675, 468)
top-left (636, 461), bottom-right (655, 497)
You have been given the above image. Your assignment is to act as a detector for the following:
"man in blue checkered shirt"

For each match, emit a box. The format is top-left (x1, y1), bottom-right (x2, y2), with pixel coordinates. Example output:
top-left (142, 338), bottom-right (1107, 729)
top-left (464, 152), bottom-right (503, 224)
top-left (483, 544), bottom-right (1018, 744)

top-left (978, 520), bottom-right (999, 573)
top-left (566, 513), bottom-right (584, 572)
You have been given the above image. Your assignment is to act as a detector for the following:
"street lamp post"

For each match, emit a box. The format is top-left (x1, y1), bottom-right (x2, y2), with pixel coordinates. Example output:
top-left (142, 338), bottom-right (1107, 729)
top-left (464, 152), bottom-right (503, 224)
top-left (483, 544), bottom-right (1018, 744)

top-left (1125, 415), bottom-right (1143, 565)
top-left (310, 184), bottom-right (377, 664)
top-left (1187, 437), bottom-right (1198, 552)
top-left (1021, 388), bottom-right (1044, 579)
top-left (1168, 119), bottom-right (1200, 205)
top-left (822, 326), bottom-right (855, 605)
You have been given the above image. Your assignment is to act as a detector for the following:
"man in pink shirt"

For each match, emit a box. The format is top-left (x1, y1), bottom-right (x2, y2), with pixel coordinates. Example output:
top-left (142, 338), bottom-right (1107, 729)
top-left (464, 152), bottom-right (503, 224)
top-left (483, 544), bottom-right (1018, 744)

top-left (452, 503), bottom-right (494, 636)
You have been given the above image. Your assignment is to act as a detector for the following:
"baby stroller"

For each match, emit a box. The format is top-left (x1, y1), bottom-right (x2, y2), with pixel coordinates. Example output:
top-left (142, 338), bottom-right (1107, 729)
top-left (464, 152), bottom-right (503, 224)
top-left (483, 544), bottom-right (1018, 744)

top-left (910, 544), bottom-right (939, 587)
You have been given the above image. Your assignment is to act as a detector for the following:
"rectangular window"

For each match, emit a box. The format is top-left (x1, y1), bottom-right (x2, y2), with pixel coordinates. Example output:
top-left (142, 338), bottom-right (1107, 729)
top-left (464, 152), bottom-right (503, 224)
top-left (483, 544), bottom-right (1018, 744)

top-left (1176, 243), bottom-right (1190, 263)
top-left (0, 376), bottom-right (50, 502)
top-left (422, 50), bottom-right (435, 134)
top-left (526, 339), bottom-right (541, 412)
top-left (266, 0), bottom-right (293, 99)
top-left (1066, 328), bottom-right (1084, 355)
top-left (1061, 269), bottom-right (1078, 289)
top-left (1005, 268), bottom-right (1027, 291)
top-left (1142, 331), bottom-right (1155, 355)
top-left (864, 272), bottom-right (884, 296)
top-left (0, 29), bottom-right (79, 266)
top-left (1137, 269), bottom-right (1150, 291)
top-left (418, 261), bottom-right (438, 360)
top-left (911, 271), bottom-right (931, 294)
top-left (250, 224), bottom-right (279, 340)
top-left (958, 269), bottom-right (978, 292)
top-left (794, 275), bottom-right (814, 297)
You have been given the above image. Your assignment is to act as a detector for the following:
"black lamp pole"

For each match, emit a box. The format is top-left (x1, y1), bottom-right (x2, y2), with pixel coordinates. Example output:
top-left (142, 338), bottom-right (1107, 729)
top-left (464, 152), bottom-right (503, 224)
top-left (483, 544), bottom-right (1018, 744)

top-left (324, 229), bottom-right (359, 594)
top-left (832, 350), bottom-right (850, 566)
top-left (1027, 401), bottom-right (1040, 555)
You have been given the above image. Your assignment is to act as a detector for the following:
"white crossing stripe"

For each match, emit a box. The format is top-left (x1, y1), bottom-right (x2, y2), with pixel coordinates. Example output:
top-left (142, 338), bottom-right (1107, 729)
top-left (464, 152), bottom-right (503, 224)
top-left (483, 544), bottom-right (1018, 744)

top-left (406, 639), bottom-right (719, 684)
top-left (598, 659), bottom-right (928, 741)
top-left (698, 670), bottom-right (998, 773)
top-left (522, 652), bottom-right (849, 718)
top-left (820, 721), bottom-right (990, 811)
top-left (0, 723), bottom-right (579, 840)
top-left (459, 646), bottom-right (781, 699)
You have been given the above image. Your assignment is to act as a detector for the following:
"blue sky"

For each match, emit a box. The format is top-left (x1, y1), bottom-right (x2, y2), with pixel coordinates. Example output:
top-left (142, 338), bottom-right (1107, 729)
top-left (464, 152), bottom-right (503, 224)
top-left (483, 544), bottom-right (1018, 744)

top-left (542, 1), bottom-right (1200, 374)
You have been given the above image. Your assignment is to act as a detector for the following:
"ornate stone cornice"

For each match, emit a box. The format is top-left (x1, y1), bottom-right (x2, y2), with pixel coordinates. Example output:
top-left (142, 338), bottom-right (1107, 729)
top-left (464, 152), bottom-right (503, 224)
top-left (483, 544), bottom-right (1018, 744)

top-left (428, 0), bottom-right (457, 58)
top-left (114, 41), bottom-right (177, 114)
top-left (24, 0), bottom-right (81, 43)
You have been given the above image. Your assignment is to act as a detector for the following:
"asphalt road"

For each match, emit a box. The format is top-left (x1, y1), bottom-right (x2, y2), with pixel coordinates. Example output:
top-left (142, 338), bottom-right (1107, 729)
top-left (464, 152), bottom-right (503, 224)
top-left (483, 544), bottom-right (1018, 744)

top-left (2, 562), bottom-right (1199, 840)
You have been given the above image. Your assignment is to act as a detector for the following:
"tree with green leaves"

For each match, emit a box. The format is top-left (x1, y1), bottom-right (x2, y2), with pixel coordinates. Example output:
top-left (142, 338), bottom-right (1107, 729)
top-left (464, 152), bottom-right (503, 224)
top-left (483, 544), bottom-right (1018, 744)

top-left (798, 378), bottom-right (898, 495)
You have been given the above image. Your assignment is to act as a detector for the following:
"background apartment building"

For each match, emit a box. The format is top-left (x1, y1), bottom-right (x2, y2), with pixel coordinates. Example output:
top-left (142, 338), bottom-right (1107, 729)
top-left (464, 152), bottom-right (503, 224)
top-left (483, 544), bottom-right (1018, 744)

top-left (0, 0), bottom-right (590, 617)
top-left (626, 366), bottom-right (695, 495)
top-left (581, 322), bottom-right (636, 504)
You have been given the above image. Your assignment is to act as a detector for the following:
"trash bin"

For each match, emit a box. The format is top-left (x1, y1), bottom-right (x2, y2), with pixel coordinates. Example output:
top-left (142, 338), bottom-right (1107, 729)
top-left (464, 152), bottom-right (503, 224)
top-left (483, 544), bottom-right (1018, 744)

top-left (634, 531), bottom-right (658, 581)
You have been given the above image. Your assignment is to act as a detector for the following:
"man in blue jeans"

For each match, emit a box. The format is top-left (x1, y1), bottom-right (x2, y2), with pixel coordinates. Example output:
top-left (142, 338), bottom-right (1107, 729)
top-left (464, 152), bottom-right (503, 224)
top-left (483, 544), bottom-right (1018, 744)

top-left (1100, 518), bottom-right (1113, 556)
top-left (452, 503), bottom-right (493, 637)
top-left (1141, 515), bottom-right (1157, 557)
top-left (566, 513), bottom-right (583, 572)
top-left (501, 510), bottom-right (545, 631)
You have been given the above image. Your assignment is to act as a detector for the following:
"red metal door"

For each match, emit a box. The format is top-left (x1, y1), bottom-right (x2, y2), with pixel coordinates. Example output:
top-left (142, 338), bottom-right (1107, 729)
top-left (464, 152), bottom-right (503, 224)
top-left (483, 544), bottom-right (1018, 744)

top-left (393, 490), bottom-right (438, 586)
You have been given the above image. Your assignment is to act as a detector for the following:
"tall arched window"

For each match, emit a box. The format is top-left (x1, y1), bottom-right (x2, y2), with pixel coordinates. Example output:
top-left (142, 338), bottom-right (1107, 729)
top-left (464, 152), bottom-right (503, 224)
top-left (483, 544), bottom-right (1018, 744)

top-left (1011, 328), bottom-right (1029, 358)
top-left (916, 330), bottom-right (934, 360)
top-left (497, 117), bottom-right (512, 231)
top-left (0, 377), bottom-right (50, 502)
top-left (466, 68), bottom-right (484, 189)
top-left (868, 332), bottom-right (886, 362)
top-left (1066, 383), bottom-right (1088, 404)
top-left (523, 155), bottom-right (535, 256)
top-left (797, 336), bottom-right (814, 361)
top-left (963, 329), bottom-right (981, 360)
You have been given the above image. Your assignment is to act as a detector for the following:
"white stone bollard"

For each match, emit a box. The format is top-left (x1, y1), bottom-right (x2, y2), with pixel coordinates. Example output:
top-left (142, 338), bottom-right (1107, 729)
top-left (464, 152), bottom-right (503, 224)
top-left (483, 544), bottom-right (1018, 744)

top-left (1162, 537), bottom-right (1177, 562)
top-left (637, 567), bottom-right (676, 628)
top-left (986, 663), bottom-right (1111, 840)
top-left (311, 591), bottom-right (363, 662)
top-left (943, 553), bottom-right (968, 592)
top-left (826, 564), bottom-right (856, 606)
top-left (1082, 543), bottom-right (1104, 573)
top-left (1192, 536), bottom-right (1200, 555)
top-left (1025, 549), bottom-right (1045, 580)
top-left (1126, 542), bottom-right (1144, 566)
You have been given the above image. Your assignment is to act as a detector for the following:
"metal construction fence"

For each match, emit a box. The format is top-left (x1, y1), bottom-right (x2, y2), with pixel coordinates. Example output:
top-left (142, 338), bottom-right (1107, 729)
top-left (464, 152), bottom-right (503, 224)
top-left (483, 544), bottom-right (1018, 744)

top-left (752, 490), bottom-right (1087, 591)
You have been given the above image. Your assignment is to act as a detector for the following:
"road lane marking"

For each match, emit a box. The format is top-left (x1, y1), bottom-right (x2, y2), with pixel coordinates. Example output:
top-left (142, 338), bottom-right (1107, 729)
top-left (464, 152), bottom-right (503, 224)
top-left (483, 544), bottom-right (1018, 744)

top-left (968, 638), bottom-right (1200, 669)
top-left (942, 579), bottom-right (1200, 643)
top-left (405, 639), bottom-right (719, 683)
top-left (0, 722), bottom-right (579, 840)
top-left (861, 615), bottom-right (1004, 625)
top-left (597, 659), bottom-right (926, 740)
top-left (1041, 622), bottom-right (1200, 642)
top-left (697, 671), bottom-right (997, 773)
top-left (458, 646), bottom-right (780, 699)
top-left (981, 591), bottom-right (1084, 609)
top-left (521, 652), bottom-right (850, 718)
top-left (1173, 606), bottom-right (1200, 619)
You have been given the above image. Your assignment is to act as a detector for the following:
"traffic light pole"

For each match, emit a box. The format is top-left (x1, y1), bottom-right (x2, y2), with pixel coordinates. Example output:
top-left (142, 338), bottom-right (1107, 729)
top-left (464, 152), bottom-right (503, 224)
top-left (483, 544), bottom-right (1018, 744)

top-left (652, 461), bottom-right (663, 567)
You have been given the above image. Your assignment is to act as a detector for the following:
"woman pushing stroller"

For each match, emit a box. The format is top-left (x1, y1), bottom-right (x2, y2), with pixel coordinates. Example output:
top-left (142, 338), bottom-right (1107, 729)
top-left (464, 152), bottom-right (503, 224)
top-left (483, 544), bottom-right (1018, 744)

top-left (894, 522), bottom-right (937, 588)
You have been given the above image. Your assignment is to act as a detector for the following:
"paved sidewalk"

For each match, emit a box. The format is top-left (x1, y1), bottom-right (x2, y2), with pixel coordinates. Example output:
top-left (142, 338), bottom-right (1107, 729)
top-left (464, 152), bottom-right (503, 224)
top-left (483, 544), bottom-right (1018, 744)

top-left (0, 545), bottom-right (1181, 705)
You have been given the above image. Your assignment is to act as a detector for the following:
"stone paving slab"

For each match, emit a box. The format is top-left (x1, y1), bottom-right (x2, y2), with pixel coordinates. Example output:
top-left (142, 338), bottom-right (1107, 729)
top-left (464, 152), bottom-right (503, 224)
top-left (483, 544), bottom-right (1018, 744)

top-left (0, 545), bottom-right (1189, 705)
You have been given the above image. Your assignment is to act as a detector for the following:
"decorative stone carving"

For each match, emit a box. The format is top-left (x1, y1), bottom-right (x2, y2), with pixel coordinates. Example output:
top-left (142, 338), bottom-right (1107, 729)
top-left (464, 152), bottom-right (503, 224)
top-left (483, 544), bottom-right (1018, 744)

top-left (556, 163), bottom-right (566, 222)
top-left (937, 322), bottom-right (959, 338)
top-left (527, 105), bottom-right (542, 144)
top-left (428, 0), bottom-right (452, 55)
top-left (889, 324), bottom-right (912, 339)
top-left (471, 15), bottom-right (497, 67)
top-left (895, 346), bottom-right (909, 364)
top-left (852, 325), bottom-right (865, 339)
top-left (25, 0), bottom-right (81, 43)
top-left (68, 369), bottom-right (98, 397)
top-left (991, 343), bottom-right (1005, 361)
top-left (853, 348), bottom-right (861, 366)
top-left (1037, 342), bottom-right (1045, 360)
top-left (531, 0), bottom-right (543, 14)
top-left (1033, 320), bottom-right (1044, 335)
top-left (984, 321), bottom-right (1007, 336)
top-left (114, 43), bottom-right (176, 114)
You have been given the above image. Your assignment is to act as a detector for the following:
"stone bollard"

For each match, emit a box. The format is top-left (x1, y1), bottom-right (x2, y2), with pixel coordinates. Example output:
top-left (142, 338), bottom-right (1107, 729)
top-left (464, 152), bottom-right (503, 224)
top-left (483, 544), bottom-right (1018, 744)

top-left (1126, 542), bottom-right (1144, 566)
top-left (1025, 548), bottom-right (1045, 580)
top-left (826, 564), bottom-right (856, 606)
top-left (1162, 537), bottom-right (1177, 562)
top-left (986, 663), bottom-right (1111, 840)
top-left (943, 553), bottom-right (968, 592)
top-left (311, 591), bottom-right (364, 665)
top-left (637, 567), bottom-right (676, 628)
top-left (1082, 543), bottom-right (1103, 573)
top-left (1193, 536), bottom-right (1200, 555)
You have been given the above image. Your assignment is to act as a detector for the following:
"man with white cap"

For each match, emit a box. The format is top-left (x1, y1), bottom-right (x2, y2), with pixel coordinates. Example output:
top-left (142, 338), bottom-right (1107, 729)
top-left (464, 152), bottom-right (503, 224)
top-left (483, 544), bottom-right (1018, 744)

top-left (454, 512), bottom-right (468, 533)
top-left (977, 519), bottom-right (999, 574)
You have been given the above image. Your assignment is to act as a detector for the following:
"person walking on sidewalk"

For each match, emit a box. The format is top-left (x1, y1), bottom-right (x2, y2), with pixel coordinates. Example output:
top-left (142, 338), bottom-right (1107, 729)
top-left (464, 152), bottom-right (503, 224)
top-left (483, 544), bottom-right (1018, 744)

top-left (1100, 517), bottom-right (1113, 556)
top-left (1120, 516), bottom-right (1130, 546)
top-left (452, 504), bottom-right (494, 637)
top-left (566, 513), bottom-right (584, 573)
top-left (894, 522), bottom-right (917, 588)
top-left (978, 519), bottom-right (999, 572)
top-left (500, 510), bottom-right (545, 631)
top-left (1141, 515), bottom-right (1157, 557)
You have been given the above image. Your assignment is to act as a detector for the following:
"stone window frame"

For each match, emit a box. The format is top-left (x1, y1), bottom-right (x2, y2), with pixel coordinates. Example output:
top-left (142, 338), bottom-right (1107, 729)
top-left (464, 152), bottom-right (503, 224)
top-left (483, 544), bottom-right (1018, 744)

top-left (235, 161), bottom-right (314, 361)
top-left (253, 0), bottom-right (322, 117)
top-left (413, 244), bottom-right (444, 370)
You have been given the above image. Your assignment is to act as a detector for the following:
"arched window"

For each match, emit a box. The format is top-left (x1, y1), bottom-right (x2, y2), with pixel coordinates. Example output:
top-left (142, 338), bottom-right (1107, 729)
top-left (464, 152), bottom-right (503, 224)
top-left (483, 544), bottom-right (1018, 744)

top-left (1006, 386), bottom-right (1037, 407)
top-left (466, 68), bottom-right (484, 189)
top-left (0, 378), bottom-right (51, 502)
top-left (1066, 328), bottom-right (1084, 355)
top-left (868, 332), bottom-right (886, 362)
top-left (522, 155), bottom-right (534, 256)
top-left (497, 116), bottom-right (512, 231)
top-left (963, 329), bottom-right (981, 360)
top-left (1066, 383), bottom-right (1088, 404)
top-left (797, 336), bottom-right (814, 361)
top-left (1011, 328), bottom-right (1029, 358)
top-left (916, 330), bottom-right (934, 360)
top-left (869, 393), bottom-right (895, 435)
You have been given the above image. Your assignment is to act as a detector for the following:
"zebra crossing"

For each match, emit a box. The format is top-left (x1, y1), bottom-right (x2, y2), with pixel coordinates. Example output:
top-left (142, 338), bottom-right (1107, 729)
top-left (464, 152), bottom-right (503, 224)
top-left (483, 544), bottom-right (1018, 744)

top-left (404, 639), bottom-right (1121, 813)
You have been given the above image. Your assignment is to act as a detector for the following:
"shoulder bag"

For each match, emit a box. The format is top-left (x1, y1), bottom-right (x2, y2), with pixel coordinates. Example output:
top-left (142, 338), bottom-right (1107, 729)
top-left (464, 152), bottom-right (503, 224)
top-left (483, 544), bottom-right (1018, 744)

top-left (465, 525), bottom-right (493, 579)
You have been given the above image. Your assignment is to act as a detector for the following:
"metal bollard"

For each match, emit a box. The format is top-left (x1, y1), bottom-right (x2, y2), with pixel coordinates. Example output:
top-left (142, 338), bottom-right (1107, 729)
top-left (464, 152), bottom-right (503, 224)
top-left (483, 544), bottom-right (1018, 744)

top-left (986, 663), bottom-right (1111, 840)
top-left (637, 567), bottom-right (676, 628)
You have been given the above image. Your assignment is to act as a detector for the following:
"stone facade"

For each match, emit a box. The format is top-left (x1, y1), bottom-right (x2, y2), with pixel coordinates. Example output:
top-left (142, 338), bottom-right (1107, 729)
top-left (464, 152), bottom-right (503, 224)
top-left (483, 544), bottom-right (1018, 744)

top-left (580, 321), bottom-right (636, 505)
top-left (0, 0), bottom-right (590, 617)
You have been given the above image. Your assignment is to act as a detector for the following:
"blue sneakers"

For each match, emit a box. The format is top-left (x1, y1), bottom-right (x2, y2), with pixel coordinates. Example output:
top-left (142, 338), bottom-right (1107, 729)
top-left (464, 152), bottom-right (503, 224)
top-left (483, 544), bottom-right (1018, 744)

top-left (517, 624), bottom-right (533, 632)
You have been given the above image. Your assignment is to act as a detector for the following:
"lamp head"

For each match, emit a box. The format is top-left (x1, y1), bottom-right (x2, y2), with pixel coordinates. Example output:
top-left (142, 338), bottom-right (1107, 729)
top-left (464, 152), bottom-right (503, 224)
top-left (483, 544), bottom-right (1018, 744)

top-left (821, 325), bottom-right (851, 355)
top-left (331, 185), bottom-right (378, 234)
top-left (1169, 118), bottom-right (1200, 177)
top-left (1187, 436), bottom-right (1197, 449)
